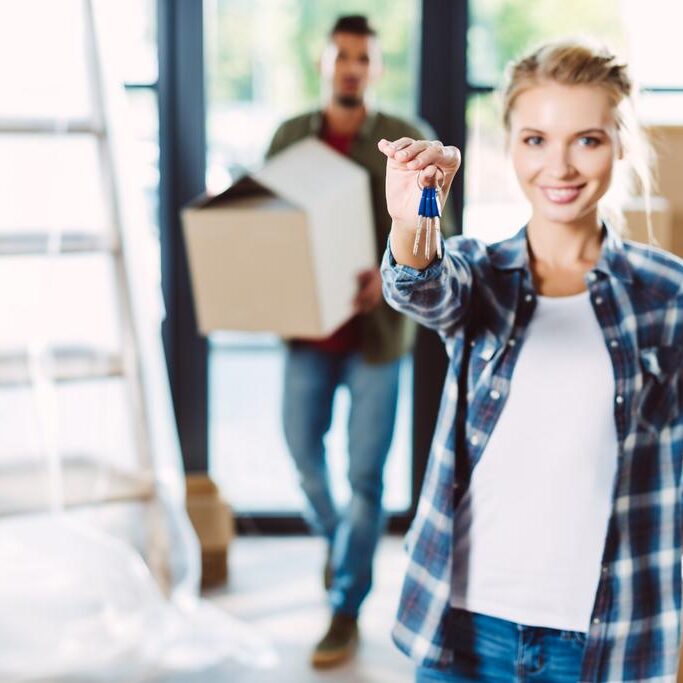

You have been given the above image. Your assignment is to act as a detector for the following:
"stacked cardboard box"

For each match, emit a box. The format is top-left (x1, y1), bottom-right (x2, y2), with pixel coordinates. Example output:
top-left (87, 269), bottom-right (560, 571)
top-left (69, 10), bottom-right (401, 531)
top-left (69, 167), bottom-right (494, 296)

top-left (185, 474), bottom-right (234, 588)
top-left (646, 125), bottom-right (683, 257)
top-left (623, 196), bottom-right (673, 248)
top-left (648, 126), bottom-right (683, 682)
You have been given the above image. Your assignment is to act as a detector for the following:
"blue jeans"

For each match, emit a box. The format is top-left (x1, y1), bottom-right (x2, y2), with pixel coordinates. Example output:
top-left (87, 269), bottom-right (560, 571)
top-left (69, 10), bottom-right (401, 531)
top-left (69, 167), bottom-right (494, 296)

top-left (282, 345), bottom-right (400, 617)
top-left (416, 609), bottom-right (586, 682)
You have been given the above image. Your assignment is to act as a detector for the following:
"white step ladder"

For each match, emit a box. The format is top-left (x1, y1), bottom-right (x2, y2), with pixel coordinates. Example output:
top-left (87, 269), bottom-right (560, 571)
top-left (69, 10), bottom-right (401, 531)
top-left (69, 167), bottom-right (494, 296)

top-left (0, 0), bottom-right (197, 595)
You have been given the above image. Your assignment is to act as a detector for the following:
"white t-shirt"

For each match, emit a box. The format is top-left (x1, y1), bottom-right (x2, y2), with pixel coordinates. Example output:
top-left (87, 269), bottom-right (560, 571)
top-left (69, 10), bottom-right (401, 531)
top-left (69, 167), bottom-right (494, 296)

top-left (450, 290), bottom-right (619, 633)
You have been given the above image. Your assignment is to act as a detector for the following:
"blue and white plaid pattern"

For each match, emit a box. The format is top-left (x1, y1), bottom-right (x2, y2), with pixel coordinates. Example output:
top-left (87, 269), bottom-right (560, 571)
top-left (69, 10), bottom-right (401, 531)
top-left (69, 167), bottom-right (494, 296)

top-left (381, 226), bottom-right (683, 682)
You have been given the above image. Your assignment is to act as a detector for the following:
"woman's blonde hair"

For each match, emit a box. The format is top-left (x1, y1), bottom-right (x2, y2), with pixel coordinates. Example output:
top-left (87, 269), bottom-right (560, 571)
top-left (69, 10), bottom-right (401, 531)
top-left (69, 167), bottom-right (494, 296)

top-left (501, 38), bottom-right (655, 240)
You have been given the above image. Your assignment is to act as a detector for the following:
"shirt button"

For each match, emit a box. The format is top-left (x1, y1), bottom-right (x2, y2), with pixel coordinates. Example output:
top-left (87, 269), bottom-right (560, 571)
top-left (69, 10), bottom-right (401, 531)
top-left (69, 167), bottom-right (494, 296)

top-left (507, 339), bottom-right (516, 347)
top-left (587, 272), bottom-right (598, 282)
top-left (470, 435), bottom-right (479, 446)
top-left (524, 294), bottom-right (533, 303)
top-left (601, 565), bottom-right (609, 575)
top-left (615, 395), bottom-right (624, 405)
top-left (490, 389), bottom-right (501, 400)
top-left (595, 296), bottom-right (604, 305)
top-left (592, 617), bottom-right (601, 625)
top-left (610, 339), bottom-right (619, 348)
top-left (469, 340), bottom-right (476, 347)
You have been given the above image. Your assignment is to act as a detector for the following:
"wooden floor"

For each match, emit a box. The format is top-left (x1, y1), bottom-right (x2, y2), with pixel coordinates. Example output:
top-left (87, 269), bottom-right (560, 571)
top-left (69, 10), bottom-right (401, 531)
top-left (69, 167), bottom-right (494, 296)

top-left (204, 535), bottom-right (414, 683)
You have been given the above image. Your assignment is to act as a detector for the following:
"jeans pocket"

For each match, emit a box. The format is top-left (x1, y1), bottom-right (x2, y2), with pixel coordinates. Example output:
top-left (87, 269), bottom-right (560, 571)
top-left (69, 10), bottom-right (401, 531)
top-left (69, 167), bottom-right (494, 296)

top-left (561, 631), bottom-right (587, 650)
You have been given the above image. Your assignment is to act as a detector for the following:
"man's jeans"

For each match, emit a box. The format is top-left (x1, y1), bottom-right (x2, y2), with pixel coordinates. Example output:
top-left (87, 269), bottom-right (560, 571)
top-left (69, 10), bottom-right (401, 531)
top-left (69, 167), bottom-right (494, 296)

top-left (282, 345), bottom-right (400, 617)
top-left (416, 609), bottom-right (586, 682)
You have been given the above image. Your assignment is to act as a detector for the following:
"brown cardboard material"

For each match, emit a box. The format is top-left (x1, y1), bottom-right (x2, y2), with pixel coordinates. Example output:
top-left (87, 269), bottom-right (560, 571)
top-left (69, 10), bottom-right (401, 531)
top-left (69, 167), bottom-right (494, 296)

top-left (646, 125), bottom-right (683, 257)
top-left (182, 137), bottom-right (376, 337)
top-left (185, 474), bottom-right (234, 587)
top-left (623, 196), bottom-right (673, 250)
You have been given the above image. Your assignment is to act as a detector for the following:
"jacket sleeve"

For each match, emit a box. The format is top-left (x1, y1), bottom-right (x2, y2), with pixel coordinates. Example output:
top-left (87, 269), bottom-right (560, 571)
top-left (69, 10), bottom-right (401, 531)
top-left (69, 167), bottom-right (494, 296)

top-left (264, 123), bottom-right (287, 160)
top-left (380, 234), bottom-right (474, 339)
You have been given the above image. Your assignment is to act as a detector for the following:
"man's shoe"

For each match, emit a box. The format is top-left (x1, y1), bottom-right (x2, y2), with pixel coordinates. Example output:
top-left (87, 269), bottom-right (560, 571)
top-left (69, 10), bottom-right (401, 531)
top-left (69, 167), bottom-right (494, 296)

top-left (310, 613), bottom-right (359, 668)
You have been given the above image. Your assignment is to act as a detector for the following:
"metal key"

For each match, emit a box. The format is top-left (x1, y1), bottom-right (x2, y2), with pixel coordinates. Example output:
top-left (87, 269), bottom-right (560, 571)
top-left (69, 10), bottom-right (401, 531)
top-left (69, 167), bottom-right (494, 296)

top-left (413, 183), bottom-right (443, 260)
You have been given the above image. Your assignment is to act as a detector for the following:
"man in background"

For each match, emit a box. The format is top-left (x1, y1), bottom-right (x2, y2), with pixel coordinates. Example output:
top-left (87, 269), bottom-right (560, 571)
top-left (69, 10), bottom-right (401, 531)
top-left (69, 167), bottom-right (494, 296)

top-left (266, 15), bottom-right (449, 668)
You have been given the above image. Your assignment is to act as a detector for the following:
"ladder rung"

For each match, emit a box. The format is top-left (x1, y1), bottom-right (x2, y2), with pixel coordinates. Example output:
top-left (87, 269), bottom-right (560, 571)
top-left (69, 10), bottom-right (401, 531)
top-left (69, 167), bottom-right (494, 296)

top-left (0, 347), bottom-right (124, 386)
top-left (0, 231), bottom-right (117, 256)
top-left (0, 456), bottom-right (155, 516)
top-left (0, 117), bottom-right (103, 135)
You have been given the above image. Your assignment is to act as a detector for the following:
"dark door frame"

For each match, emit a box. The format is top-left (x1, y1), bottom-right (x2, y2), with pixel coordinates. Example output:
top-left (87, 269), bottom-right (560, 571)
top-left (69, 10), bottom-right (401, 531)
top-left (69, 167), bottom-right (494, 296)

top-left (158, 0), bottom-right (208, 473)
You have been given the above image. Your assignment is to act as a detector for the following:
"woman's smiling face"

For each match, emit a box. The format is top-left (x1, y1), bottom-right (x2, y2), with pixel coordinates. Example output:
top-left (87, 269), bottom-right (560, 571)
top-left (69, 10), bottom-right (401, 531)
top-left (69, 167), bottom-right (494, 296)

top-left (509, 81), bottom-right (621, 227)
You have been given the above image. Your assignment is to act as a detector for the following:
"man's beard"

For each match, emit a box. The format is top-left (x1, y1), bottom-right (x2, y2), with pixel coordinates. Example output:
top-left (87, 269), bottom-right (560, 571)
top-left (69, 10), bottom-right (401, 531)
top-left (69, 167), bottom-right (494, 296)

top-left (334, 93), bottom-right (363, 108)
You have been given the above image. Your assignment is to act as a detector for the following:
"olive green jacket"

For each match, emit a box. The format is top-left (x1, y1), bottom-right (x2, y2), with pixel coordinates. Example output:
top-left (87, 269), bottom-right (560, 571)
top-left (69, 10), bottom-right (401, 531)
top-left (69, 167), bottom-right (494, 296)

top-left (266, 109), bottom-right (453, 364)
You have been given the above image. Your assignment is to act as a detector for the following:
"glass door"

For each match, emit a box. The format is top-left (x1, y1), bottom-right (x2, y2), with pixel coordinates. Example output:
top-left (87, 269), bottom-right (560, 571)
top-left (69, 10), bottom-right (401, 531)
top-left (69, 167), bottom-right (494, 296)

top-left (204, 0), bottom-right (421, 519)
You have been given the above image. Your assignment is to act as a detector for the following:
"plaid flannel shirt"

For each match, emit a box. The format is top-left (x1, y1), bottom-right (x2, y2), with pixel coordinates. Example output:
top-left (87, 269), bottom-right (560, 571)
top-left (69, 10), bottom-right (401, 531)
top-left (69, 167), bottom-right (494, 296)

top-left (381, 225), bottom-right (683, 682)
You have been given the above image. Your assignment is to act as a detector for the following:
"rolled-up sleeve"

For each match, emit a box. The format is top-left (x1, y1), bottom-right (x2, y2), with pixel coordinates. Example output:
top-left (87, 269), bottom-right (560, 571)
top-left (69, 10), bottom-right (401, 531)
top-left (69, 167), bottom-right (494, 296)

top-left (380, 235), bottom-right (474, 339)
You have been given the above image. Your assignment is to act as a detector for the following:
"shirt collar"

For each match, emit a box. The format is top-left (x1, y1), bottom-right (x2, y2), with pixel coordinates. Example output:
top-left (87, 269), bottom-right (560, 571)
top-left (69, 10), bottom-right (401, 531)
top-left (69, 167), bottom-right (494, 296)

top-left (488, 226), bottom-right (529, 271)
top-left (308, 109), bottom-right (378, 140)
top-left (357, 109), bottom-right (379, 139)
top-left (489, 223), bottom-right (633, 284)
top-left (308, 111), bottom-right (324, 136)
top-left (594, 223), bottom-right (634, 283)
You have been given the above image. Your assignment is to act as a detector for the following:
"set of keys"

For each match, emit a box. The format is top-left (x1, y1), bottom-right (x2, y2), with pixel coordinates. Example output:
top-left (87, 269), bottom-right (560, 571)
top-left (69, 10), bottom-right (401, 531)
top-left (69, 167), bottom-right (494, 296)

top-left (413, 168), bottom-right (444, 260)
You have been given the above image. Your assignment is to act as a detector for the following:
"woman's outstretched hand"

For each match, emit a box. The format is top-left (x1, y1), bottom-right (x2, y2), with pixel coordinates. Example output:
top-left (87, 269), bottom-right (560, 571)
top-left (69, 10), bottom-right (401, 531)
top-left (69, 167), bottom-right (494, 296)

top-left (377, 138), bottom-right (461, 268)
top-left (377, 138), bottom-right (461, 227)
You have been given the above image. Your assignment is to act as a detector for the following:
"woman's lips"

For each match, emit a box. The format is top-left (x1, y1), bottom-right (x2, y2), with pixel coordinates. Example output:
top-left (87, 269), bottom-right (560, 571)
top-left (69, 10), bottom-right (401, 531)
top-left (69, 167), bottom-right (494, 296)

top-left (540, 184), bottom-right (586, 204)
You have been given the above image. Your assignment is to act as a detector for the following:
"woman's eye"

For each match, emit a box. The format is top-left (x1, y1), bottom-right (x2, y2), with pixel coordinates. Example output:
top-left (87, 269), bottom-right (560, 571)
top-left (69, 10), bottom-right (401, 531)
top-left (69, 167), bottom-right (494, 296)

top-left (523, 136), bottom-right (543, 146)
top-left (578, 136), bottom-right (601, 147)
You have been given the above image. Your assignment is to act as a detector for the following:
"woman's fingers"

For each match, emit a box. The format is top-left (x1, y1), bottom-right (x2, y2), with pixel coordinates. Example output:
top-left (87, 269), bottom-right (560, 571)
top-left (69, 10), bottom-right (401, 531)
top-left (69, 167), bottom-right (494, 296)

top-left (407, 144), bottom-right (461, 172)
top-left (378, 137), bottom-right (422, 160)
top-left (420, 164), bottom-right (440, 185)
top-left (393, 140), bottom-right (430, 163)
top-left (391, 137), bottom-right (416, 150)
top-left (380, 138), bottom-right (461, 227)
top-left (377, 138), bottom-right (461, 173)
top-left (377, 138), bottom-right (399, 158)
top-left (442, 145), bottom-right (461, 171)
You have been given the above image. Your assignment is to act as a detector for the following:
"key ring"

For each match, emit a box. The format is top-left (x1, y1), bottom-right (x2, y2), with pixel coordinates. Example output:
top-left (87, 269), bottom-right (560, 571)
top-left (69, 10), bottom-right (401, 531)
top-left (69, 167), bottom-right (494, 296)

top-left (416, 166), bottom-right (446, 193)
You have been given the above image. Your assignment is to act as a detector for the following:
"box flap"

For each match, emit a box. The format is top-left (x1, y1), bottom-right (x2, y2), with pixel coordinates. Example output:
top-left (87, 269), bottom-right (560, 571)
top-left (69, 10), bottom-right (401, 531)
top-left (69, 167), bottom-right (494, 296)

top-left (254, 137), bottom-right (369, 211)
top-left (185, 174), bottom-right (276, 210)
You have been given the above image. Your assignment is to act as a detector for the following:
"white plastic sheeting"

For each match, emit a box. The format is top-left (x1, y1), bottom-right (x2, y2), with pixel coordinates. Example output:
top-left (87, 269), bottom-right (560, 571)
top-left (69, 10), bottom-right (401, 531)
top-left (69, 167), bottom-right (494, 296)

top-left (0, 515), bottom-right (275, 682)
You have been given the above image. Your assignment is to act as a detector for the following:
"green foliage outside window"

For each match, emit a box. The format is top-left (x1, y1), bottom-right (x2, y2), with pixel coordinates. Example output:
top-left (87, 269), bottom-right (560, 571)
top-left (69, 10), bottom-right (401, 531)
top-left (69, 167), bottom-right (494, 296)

top-left (469, 0), bottom-right (625, 87)
top-left (206, 0), bottom-right (419, 117)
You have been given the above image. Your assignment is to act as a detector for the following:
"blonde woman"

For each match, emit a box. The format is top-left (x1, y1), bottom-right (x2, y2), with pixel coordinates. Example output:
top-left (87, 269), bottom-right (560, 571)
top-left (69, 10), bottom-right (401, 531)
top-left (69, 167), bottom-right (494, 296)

top-left (379, 39), bottom-right (683, 682)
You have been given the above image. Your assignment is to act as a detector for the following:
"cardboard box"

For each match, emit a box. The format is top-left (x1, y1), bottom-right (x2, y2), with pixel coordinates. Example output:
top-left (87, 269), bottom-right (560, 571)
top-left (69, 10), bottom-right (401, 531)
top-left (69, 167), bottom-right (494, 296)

top-left (646, 125), bottom-right (683, 257)
top-left (623, 196), bottom-right (673, 249)
top-left (185, 474), bottom-right (235, 588)
top-left (182, 137), bottom-right (376, 337)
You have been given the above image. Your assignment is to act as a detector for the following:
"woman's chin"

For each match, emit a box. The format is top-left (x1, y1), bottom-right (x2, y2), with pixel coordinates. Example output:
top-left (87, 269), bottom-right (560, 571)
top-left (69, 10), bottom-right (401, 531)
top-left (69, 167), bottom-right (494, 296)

top-left (532, 202), bottom-right (597, 226)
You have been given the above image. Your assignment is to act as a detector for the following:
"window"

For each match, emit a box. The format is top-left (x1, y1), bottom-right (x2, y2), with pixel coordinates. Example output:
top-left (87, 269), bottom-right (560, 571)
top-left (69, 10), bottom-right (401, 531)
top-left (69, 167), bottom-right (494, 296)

top-left (622, 0), bottom-right (683, 125)
top-left (467, 0), bottom-right (625, 89)
top-left (204, 0), bottom-right (420, 515)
